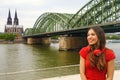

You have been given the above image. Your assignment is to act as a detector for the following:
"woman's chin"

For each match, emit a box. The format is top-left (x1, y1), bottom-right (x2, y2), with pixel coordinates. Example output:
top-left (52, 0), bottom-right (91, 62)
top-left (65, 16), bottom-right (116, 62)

top-left (89, 43), bottom-right (95, 46)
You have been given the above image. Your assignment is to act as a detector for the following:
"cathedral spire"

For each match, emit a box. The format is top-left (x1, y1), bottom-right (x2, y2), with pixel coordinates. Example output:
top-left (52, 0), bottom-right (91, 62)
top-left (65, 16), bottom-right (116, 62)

top-left (7, 9), bottom-right (12, 25)
top-left (14, 10), bottom-right (19, 25)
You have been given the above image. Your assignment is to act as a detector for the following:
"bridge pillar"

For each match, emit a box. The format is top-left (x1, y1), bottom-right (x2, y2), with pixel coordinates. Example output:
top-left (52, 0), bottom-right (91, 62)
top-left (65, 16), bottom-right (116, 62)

top-left (59, 36), bottom-right (87, 50)
top-left (27, 38), bottom-right (41, 44)
top-left (27, 37), bottom-right (51, 45)
top-left (41, 37), bottom-right (51, 45)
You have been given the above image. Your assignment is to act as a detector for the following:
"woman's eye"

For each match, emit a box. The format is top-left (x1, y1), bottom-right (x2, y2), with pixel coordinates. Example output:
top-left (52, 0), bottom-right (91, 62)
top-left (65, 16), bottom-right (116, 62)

top-left (87, 34), bottom-right (90, 36)
top-left (87, 33), bottom-right (95, 36)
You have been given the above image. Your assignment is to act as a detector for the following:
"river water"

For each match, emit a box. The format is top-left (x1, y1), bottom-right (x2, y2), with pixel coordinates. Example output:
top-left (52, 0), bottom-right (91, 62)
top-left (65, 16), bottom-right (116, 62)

top-left (0, 42), bottom-right (120, 80)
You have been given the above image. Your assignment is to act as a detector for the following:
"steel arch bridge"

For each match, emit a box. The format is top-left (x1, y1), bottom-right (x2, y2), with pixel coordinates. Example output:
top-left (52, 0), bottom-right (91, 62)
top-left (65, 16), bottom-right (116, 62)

top-left (24, 0), bottom-right (120, 36)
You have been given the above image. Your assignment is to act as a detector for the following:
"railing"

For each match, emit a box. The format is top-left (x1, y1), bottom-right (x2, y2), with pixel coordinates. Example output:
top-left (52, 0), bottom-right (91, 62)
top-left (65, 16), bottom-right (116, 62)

top-left (0, 64), bottom-right (80, 80)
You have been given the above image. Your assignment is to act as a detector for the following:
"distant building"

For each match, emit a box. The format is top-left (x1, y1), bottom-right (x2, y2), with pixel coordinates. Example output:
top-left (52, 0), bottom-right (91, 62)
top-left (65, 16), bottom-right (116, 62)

top-left (4, 10), bottom-right (24, 42)
top-left (4, 10), bottom-right (23, 34)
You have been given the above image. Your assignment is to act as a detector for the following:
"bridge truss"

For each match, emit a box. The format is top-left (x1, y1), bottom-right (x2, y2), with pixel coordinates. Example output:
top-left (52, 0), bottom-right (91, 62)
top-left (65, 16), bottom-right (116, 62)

top-left (24, 0), bottom-right (120, 36)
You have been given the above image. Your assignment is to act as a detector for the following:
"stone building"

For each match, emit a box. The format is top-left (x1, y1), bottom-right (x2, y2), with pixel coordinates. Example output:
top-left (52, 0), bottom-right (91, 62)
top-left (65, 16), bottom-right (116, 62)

top-left (4, 10), bottom-right (24, 42)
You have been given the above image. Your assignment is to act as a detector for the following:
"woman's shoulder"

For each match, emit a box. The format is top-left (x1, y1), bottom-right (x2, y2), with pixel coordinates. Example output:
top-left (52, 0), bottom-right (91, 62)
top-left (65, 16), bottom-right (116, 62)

top-left (105, 48), bottom-right (116, 62)
top-left (105, 48), bottom-right (115, 55)
top-left (79, 46), bottom-right (89, 53)
top-left (79, 46), bottom-right (89, 58)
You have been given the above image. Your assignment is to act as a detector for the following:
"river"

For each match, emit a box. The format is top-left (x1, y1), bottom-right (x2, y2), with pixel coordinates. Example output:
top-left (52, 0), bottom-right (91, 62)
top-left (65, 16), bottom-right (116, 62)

top-left (0, 42), bottom-right (120, 80)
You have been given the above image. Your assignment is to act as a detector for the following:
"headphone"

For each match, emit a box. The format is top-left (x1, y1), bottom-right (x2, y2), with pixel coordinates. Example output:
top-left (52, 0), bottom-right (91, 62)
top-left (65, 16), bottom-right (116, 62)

top-left (86, 45), bottom-right (105, 56)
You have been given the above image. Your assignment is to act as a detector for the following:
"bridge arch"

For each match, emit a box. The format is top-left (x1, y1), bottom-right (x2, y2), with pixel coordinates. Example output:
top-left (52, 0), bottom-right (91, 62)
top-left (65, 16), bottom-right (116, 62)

top-left (23, 0), bottom-right (120, 36)
top-left (68, 0), bottom-right (120, 28)
top-left (31, 13), bottom-right (73, 34)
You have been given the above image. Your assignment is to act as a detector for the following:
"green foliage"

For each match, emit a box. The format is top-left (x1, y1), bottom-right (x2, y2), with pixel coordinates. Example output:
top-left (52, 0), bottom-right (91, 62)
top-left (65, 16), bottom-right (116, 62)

top-left (51, 36), bottom-right (59, 39)
top-left (0, 33), bottom-right (17, 41)
top-left (106, 35), bottom-right (120, 40)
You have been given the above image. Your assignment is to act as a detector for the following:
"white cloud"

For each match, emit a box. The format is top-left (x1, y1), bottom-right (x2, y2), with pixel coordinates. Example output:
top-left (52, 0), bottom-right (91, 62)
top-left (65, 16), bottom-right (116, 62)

top-left (1, 0), bottom-right (45, 6)
top-left (0, 0), bottom-right (90, 32)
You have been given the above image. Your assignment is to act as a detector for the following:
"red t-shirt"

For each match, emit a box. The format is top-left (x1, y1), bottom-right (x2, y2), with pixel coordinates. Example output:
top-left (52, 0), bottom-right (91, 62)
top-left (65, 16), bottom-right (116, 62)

top-left (79, 46), bottom-right (116, 80)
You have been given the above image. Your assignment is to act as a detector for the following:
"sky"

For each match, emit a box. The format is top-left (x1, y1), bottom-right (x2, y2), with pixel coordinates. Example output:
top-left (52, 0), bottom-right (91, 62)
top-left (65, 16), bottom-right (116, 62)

top-left (0, 0), bottom-right (90, 32)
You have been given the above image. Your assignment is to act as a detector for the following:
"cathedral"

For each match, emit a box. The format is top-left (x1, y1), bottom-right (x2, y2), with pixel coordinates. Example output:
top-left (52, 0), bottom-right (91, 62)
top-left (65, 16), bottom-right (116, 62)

top-left (4, 10), bottom-right (24, 42)
top-left (4, 10), bottom-right (23, 34)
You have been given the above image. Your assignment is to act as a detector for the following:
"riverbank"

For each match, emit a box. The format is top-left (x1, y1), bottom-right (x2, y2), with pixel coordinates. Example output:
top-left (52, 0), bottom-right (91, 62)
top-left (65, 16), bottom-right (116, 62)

top-left (0, 39), bottom-right (25, 44)
top-left (41, 70), bottom-right (120, 80)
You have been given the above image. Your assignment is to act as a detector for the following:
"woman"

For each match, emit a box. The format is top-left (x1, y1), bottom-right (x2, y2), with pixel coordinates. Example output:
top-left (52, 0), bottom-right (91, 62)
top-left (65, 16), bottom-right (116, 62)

top-left (79, 26), bottom-right (116, 80)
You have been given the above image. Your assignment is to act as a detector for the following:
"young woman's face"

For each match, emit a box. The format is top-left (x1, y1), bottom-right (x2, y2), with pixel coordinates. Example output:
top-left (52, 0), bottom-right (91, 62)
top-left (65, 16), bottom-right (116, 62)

top-left (87, 29), bottom-right (98, 45)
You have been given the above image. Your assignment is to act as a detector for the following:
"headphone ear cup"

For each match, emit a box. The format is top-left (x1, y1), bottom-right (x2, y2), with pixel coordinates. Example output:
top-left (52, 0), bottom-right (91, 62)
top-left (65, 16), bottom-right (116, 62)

top-left (93, 49), bottom-right (102, 56)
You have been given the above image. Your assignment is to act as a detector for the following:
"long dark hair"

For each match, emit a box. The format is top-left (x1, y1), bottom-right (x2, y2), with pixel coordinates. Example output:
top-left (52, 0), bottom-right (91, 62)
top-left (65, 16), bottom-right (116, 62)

top-left (88, 26), bottom-right (106, 71)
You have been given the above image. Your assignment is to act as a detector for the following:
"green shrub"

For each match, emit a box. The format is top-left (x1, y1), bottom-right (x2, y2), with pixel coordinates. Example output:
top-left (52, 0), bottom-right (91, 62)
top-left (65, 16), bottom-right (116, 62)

top-left (0, 33), bottom-right (17, 41)
top-left (106, 35), bottom-right (120, 40)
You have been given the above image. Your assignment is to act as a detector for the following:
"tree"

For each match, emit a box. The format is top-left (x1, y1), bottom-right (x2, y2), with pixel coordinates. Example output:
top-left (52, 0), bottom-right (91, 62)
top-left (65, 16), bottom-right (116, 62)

top-left (0, 33), bottom-right (17, 41)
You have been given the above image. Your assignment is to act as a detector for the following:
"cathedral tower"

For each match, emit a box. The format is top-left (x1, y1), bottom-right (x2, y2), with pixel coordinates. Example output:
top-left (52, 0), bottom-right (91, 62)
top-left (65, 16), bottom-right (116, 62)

top-left (7, 10), bottom-right (12, 25)
top-left (14, 10), bottom-right (19, 25)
